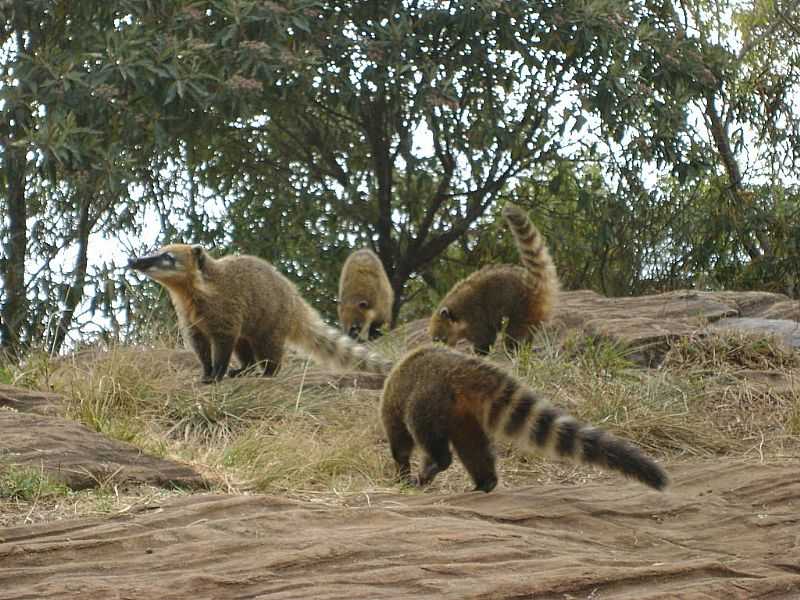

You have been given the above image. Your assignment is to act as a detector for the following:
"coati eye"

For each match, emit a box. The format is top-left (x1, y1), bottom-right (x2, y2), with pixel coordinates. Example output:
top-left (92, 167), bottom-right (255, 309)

top-left (164, 252), bottom-right (176, 263)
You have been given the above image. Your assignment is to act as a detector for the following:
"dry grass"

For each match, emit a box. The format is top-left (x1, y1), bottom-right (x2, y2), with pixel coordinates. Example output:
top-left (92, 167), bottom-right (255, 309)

top-left (5, 325), bottom-right (800, 514)
top-left (0, 481), bottom-right (187, 528)
top-left (661, 331), bottom-right (800, 453)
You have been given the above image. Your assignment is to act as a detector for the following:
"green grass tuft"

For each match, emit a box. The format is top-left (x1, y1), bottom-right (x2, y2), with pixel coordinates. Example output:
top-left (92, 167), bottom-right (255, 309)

top-left (0, 465), bottom-right (69, 501)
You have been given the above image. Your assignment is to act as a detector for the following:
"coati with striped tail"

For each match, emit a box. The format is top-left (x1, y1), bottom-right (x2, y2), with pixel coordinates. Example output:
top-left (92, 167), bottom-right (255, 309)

top-left (381, 344), bottom-right (668, 492)
top-left (429, 202), bottom-right (559, 354)
top-left (128, 244), bottom-right (392, 383)
top-left (338, 248), bottom-right (394, 341)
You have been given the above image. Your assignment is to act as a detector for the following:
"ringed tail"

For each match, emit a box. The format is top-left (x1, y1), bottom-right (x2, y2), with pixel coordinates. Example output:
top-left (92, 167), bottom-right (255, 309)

top-left (487, 375), bottom-right (668, 490)
top-left (502, 202), bottom-right (555, 286)
top-left (303, 320), bottom-right (393, 375)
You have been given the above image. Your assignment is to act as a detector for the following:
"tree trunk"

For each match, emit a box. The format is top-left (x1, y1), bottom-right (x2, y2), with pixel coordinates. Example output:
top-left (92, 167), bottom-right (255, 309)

top-left (0, 122), bottom-right (29, 355)
top-left (705, 95), bottom-right (771, 260)
top-left (49, 197), bottom-right (94, 355)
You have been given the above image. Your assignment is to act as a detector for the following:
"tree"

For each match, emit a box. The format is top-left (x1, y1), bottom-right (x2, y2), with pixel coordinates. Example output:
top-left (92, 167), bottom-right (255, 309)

top-left (0, 0), bottom-right (315, 354)
top-left (4, 0), bottom-right (798, 355)
top-left (195, 0), bottom-right (719, 321)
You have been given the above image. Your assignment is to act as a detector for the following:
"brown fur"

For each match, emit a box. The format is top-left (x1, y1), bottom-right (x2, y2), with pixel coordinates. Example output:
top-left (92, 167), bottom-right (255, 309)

top-left (381, 344), bottom-right (668, 492)
top-left (429, 202), bottom-right (559, 354)
top-left (129, 244), bottom-right (392, 382)
top-left (338, 249), bottom-right (394, 341)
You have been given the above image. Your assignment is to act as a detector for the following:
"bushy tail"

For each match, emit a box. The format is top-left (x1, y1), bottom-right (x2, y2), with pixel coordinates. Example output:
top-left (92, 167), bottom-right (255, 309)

top-left (298, 319), bottom-right (393, 375)
top-left (502, 202), bottom-right (558, 293)
top-left (488, 376), bottom-right (668, 490)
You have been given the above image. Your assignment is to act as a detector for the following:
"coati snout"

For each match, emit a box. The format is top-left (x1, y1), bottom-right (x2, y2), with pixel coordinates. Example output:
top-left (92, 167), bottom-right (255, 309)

top-left (128, 251), bottom-right (176, 273)
top-left (128, 246), bottom-right (204, 278)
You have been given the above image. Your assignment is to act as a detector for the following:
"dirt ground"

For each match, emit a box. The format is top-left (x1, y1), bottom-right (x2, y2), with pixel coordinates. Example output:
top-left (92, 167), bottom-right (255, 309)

top-left (2, 457), bottom-right (799, 599)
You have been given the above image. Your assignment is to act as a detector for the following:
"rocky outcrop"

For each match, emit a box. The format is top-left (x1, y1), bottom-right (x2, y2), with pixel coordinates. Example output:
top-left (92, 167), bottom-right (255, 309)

top-left (0, 411), bottom-right (206, 491)
top-left (0, 459), bottom-right (797, 599)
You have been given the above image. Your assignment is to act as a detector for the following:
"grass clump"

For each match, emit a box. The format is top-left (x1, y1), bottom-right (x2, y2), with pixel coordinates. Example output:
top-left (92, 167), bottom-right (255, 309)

top-left (6, 322), bottom-right (800, 506)
top-left (662, 330), bottom-right (800, 450)
top-left (509, 331), bottom-right (732, 460)
top-left (14, 341), bottom-right (394, 499)
top-left (0, 364), bottom-right (13, 385)
top-left (0, 465), bottom-right (68, 502)
top-left (664, 331), bottom-right (800, 372)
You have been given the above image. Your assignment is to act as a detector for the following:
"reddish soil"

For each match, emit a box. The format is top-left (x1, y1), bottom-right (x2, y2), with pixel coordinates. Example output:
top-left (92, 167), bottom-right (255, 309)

top-left (1, 458), bottom-right (799, 599)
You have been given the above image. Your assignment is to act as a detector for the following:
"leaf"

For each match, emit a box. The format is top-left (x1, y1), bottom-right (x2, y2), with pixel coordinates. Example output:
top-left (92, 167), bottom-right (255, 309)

top-left (291, 15), bottom-right (311, 33)
top-left (164, 82), bottom-right (177, 105)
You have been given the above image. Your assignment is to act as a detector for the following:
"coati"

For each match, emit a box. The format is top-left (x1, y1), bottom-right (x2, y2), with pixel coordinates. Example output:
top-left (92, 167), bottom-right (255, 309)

top-left (338, 248), bottom-right (394, 341)
top-left (428, 202), bottom-right (559, 354)
top-left (381, 344), bottom-right (668, 492)
top-left (128, 244), bottom-right (392, 382)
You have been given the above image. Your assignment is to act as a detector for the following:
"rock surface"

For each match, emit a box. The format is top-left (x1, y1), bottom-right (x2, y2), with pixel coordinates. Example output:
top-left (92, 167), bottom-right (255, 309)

top-left (0, 412), bottom-right (205, 491)
top-left (0, 384), bottom-right (67, 417)
top-left (710, 317), bottom-right (800, 348)
top-left (1, 458), bottom-right (799, 599)
top-left (395, 289), bottom-right (800, 365)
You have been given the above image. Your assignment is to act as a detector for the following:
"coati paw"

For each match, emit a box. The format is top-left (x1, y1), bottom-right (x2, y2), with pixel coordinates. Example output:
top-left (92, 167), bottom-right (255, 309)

top-left (399, 474), bottom-right (424, 488)
top-left (200, 375), bottom-right (219, 385)
top-left (411, 473), bottom-right (438, 488)
top-left (472, 477), bottom-right (498, 493)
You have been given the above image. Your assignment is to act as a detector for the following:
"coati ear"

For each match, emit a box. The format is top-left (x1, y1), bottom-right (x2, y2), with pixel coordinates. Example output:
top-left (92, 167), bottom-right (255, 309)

top-left (191, 245), bottom-right (206, 269)
top-left (358, 300), bottom-right (369, 310)
top-left (439, 307), bottom-right (453, 321)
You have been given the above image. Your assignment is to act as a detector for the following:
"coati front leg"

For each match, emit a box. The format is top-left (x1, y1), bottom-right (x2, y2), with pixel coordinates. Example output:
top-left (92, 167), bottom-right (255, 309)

top-left (368, 322), bottom-right (384, 340)
top-left (470, 321), bottom-right (500, 356)
top-left (187, 327), bottom-right (213, 381)
top-left (505, 317), bottom-right (533, 354)
top-left (205, 334), bottom-right (235, 383)
top-left (415, 436), bottom-right (453, 486)
top-left (384, 416), bottom-right (414, 485)
top-left (450, 415), bottom-right (498, 492)
top-left (409, 397), bottom-right (453, 486)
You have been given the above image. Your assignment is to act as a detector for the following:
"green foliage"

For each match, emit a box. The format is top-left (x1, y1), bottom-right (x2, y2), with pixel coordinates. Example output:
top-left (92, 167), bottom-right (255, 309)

top-left (0, 465), bottom-right (69, 501)
top-left (195, 0), bottom-right (725, 319)
top-left (1, 0), bottom-right (800, 353)
top-left (0, 0), bottom-right (318, 351)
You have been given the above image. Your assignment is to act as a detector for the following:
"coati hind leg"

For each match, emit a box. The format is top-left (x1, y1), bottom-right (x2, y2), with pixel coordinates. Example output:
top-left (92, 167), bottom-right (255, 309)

top-left (383, 414), bottom-right (414, 484)
top-left (408, 393), bottom-right (454, 486)
top-left (252, 337), bottom-right (284, 377)
top-left (450, 415), bottom-right (498, 492)
top-left (228, 339), bottom-right (257, 377)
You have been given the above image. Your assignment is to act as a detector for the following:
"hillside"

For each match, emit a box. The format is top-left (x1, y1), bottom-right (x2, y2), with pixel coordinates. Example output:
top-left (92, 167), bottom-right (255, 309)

top-left (2, 289), bottom-right (800, 598)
